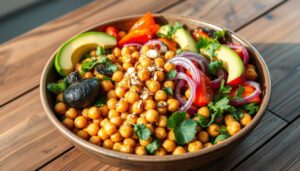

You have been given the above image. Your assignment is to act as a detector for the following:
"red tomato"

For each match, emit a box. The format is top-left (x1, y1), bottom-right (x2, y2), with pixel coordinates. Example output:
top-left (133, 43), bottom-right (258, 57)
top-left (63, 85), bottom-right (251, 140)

top-left (118, 29), bottom-right (153, 47)
top-left (106, 26), bottom-right (119, 40)
top-left (193, 71), bottom-right (214, 107)
top-left (230, 83), bottom-right (261, 103)
top-left (130, 12), bottom-right (156, 31)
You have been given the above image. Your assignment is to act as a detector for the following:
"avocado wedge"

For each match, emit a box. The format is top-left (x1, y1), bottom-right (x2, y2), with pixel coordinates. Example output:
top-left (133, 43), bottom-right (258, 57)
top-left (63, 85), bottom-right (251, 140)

top-left (55, 32), bottom-right (117, 76)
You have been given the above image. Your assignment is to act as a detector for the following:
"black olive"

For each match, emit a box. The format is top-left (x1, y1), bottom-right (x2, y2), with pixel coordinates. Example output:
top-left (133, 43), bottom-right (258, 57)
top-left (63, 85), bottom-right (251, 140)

top-left (95, 64), bottom-right (113, 75)
top-left (63, 78), bottom-right (100, 108)
top-left (67, 71), bottom-right (82, 85)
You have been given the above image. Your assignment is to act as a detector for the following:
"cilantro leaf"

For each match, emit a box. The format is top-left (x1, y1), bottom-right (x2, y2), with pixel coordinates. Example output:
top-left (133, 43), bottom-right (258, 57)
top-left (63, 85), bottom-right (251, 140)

top-left (231, 109), bottom-right (243, 121)
top-left (167, 111), bottom-right (186, 129)
top-left (81, 59), bottom-right (99, 73)
top-left (174, 119), bottom-right (197, 145)
top-left (198, 115), bottom-right (208, 127)
top-left (234, 85), bottom-right (245, 99)
top-left (146, 138), bottom-right (160, 154)
top-left (104, 62), bottom-right (118, 73)
top-left (214, 134), bottom-right (230, 144)
top-left (197, 37), bottom-right (210, 49)
top-left (167, 70), bottom-right (177, 79)
top-left (163, 87), bottom-right (173, 95)
top-left (170, 22), bottom-right (183, 35)
top-left (208, 60), bottom-right (223, 75)
top-left (206, 42), bottom-right (221, 59)
top-left (220, 126), bottom-right (229, 135)
top-left (219, 79), bottom-right (232, 94)
top-left (47, 82), bottom-right (67, 94)
top-left (243, 103), bottom-right (260, 115)
top-left (197, 37), bottom-right (221, 60)
top-left (213, 30), bottom-right (226, 40)
top-left (134, 124), bottom-right (151, 140)
top-left (102, 75), bottom-right (112, 80)
top-left (96, 46), bottom-right (105, 56)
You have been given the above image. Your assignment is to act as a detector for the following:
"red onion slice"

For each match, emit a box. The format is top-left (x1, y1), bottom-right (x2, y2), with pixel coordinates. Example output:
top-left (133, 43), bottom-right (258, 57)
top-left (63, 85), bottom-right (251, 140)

top-left (210, 69), bottom-right (227, 89)
top-left (142, 39), bottom-right (168, 53)
top-left (230, 81), bottom-right (262, 106)
top-left (123, 43), bottom-right (143, 48)
top-left (227, 43), bottom-right (249, 65)
top-left (168, 57), bottom-right (201, 84)
top-left (176, 52), bottom-right (209, 74)
top-left (173, 72), bottom-right (197, 111)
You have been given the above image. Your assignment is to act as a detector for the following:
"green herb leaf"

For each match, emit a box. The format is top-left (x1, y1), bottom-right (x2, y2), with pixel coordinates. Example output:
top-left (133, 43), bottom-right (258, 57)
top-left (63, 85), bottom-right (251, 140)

top-left (176, 48), bottom-right (184, 55)
top-left (208, 60), bottom-right (223, 75)
top-left (47, 82), bottom-right (67, 94)
top-left (81, 59), bottom-right (98, 73)
top-left (95, 96), bottom-right (106, 107)
top-left (220, 126), bottom-right (229, 135)
top-left (102, 75), bottom-right (112, 80)
top-left (170, 22), bottom-right (183, 35)
top-left (232, 109), bottom-right (244, 121)
top-left (146, 139), bottom-right (160, 154)
top-left (213, 30), bottom-right (226, 40)
top-left (198, 115), bottom-right (208, 127)
top-left (96, 46), bottom-right (105, 56)
top-left (243, 102), bottom-right (260, 115)
top-left (105, 62), bottom-right (118, 73)
top-left (174, 119), bottom-right (197, 145)
top-left (167, 111), bottom-right (186, 129)
top-left (214, 134), bottom-right (230, 144)
top-left (235, 85), bottom-right (245, 99)
top-left (134, 124), bottom-right (152, 140)
top-left (167, 70), bottom-right (177, 79)
top-left (197, 37), bottom-right (210, 49)
top-left (197, 37), bottom-right (221, 60)
top-left (163, 87), bottom-right (173, 95)
top-left (219, 79), bottom-right (232, 94)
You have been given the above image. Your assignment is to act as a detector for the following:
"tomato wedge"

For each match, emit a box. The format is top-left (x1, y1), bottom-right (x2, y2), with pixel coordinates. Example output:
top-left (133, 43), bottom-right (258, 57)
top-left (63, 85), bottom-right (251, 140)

top-left (230, 83), bottom-right (261, 103)
top-left (130, 12), bottom-right (156, 31)
top-left (106, 26), bottom-right (119, 40)
top-left (193, 71), bottom-right (214, 107)
top-left (118, 29), bottom-right (153, 47)
top-left (159, 37), bottom-right (177, 51)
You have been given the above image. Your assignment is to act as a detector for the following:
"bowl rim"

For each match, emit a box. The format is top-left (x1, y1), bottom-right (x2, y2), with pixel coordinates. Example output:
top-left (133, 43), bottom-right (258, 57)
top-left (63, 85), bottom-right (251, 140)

top-left (40, 13), bottom-right (271, 162)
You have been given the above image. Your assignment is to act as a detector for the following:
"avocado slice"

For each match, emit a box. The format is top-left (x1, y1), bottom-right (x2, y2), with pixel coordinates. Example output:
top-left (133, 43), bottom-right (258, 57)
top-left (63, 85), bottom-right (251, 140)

top-left (157, 24), bottom-right (172, 38)
top-left (55, 32), bottom-right (116, 76)
top-left (215, 45), bottom-right (244, 83)
top-left (173, 28), bottom-right (198, 52)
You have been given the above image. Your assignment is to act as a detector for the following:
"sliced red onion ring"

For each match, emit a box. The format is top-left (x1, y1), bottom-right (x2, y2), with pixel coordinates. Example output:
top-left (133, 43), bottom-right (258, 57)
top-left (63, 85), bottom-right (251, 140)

top-left (176, 52), bottom-right (209, 74)
top-left (230, 81), bottom-right (262, 106)
top-left (168, 57), bottom-right (201, 83)
top-left (142, 39), bottom-right (168, 53)
top-left (210, 69), bottom-right (227, 89)
top-left (227, 43), bottom-right (249, 65)
top-left (123, 43), bottom-right (143, 48)
top-left (173, 72), bottom-right (197, 111)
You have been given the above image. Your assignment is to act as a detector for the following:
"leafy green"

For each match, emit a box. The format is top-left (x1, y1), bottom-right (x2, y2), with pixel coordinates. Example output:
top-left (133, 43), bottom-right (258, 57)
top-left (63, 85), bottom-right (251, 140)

top-left (219, 79), bottom-right (232, 94)
top-left (176, 48), bottom-right (184, 55)
top-left (102, 75), bottom-right (112, 80)
top-left (81, 56), bottom-right (117, 74)
top-left (213, 30), bottom-right (226, 40)
top-left (163, 87), bottom-right (173, 95)
top-left (243, 103), bottom-right (260, 115)
top-left (167, 70), bottom-right (177, 79)
top-left (214, 134), bottom-right (230, 144)
top-left (167, 112), bottom-right (186, 129)
top-left (95, 96), bottom-right (106, 107)
top-left (234, 85), bottom-right (245, 99)
top-left (96, 46), bottom-right (105, 56)
top-left (134, 124), bottom-right (152, 140)
top-left (47, 82), bottom-right (67, 94)
top-left (197, 38), bottom-right (221, 60)
top-left (157, 22), bottom-right (183, 39)
top-left (208, 60), bottom-right (223, 75)
top-left (146, 139), bottom-right (160, 154)
top-left (81, 59), bottom-right (98, 73)
top-left (174, 120), bottom-right (197, 145)
top-left (232, 109), bottom-right (243, 121)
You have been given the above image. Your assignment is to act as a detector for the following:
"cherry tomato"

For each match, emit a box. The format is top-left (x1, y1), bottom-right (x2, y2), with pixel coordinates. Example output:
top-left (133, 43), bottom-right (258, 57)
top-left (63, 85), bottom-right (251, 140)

top-left (106, 26), bottom-right (119, 40)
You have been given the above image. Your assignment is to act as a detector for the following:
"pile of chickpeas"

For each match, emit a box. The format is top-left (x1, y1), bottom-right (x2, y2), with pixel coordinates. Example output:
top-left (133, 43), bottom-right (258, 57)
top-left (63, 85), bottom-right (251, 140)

top-left (54, 31), bottom-right (253, 155)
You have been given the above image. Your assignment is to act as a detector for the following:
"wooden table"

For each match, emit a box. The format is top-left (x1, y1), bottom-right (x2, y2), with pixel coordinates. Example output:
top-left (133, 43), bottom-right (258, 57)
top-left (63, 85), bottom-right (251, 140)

top-left (1, 0), bottom-right (299, 170)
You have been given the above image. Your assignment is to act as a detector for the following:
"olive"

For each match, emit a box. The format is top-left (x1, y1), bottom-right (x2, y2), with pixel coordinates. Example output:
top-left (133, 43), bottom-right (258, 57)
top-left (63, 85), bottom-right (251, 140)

top-left (63, 78), bottom-right (100, 108)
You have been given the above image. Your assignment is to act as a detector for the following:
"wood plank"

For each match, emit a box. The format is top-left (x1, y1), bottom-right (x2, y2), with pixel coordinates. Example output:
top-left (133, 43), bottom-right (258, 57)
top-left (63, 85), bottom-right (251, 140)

top-left (41, 112), bottom-right (287, 170)
top-left (0, 0), bottom-right (180, 105)
top-left (238, 0), bottom-right (300, 121)
top-left (236, 118), bottom-right (300, 170)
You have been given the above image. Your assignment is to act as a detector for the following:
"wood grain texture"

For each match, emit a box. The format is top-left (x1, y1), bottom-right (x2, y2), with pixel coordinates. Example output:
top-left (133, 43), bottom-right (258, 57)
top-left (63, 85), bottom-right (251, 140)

top-left (0, 0), bottom-right (180, 105)
top-left (41, 112), bottom-right (287, 170)
top-left (238, 0), bottom-right (300, 121)
top-left (236, 118), bottom-right (300, 170)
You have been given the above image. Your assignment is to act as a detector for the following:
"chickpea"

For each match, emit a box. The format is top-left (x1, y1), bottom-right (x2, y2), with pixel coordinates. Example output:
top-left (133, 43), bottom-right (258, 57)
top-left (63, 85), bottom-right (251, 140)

top-left (87, 106), bottom-right (101, 119)
top-left (129, 85), bottom-right (141, 93)
top-left (65, 108), bottom-right (78, 119)
top-left (154, 90), bottom-right (167, 101)
top-left (103, 139), bottom-right (114, 149)
top-left (132, 100), bottom-right (144, 114)
top-left (89, 136), bottom-right (101, 145)
top-left (110, 132), bottom-right (123, 143)
top-left (157, 115), bottom-right (167, 127)
top-left (99, 105), bottom-right (109, 117)
top-left (140, 57), bottom-right (153, 68)
top-left (119, 124), bottom-right (133, 138)
top-left (139, 138), bottom-right (152, 147)
top-left (113, 47), bottom-right (121, 57)
top-left (62, 118), bottom-right (73, 129)
top-left (107, 90), bottom-right (117, 99)
top-left (144, 100), bottom-right (156, 110)
top-left (137, 69), bottom-right (151, 81)
top-left (72, 127), bottom-right (80, 134)
top-left (55, 102), bottom-right (67, 115)
top-left (162, 139), bottom-right (176, 153)
top-left (82, 108), bottom-right (89, 118)
top-left (154, 58), bottom-right (165, 68)
top-left (240, 113), bottom-right (252, 127)
top-left (137, 117), bottom-right (148, 124)
top-left (123, 138), bottom-right (136, 147)
top-left (115, 87), bottom-right (126, 98)
top-left (157, 106), bottom-right (168, 115)
top-left (56, 93), bottom-right (63, 102)
top-left (108, 110), bottom-right (120, 119)
top-left (107, 98), bottom-right (118, 109)
top-left (185, 88), bottom-right (191, 98)
top-left (131, 51), bottom-right (140, 59)
top-left (75, 63), bottom-right (82, 72)
top-left (74, 116), bottom-right (88, 129)
top-left (112, 71), bottom-right (124, 82)
top-left (120, 144), bottom-right (133, 153)
top-left (125, 91), bottom-right (139, 104)
top-left (225, 114), bottom-right (237, 126)
top-left (100, 118), bottom-right (110, 128)
top-left (163, 80), bottom-right (175, 90)
top-left (145, 109), bottom-right (159, 123)
top-left (173, 146), bottom-right (186, 155)
top-left (208, 124), bottom-right (220, 137)
top-left (116, 100), bottom-right (129, 113)
top-left (123, 62), bottom-right (133, 71)
top-left (126, 114), bottom-right (137, 124)
top-left (121, 46), bottom-right (131, 56)
top-left (86, 123), bottom-right (99, 136)
top-left (110, 116), bottom-right (123, 126)
top-left (122, 54), bottom-right (133, 63)
top-left (135, 146), bottom-right (147, 155)
top-left (120, 112), bottom-right (129, 120)
top-left (167, 130), bottom-right (176, 141)
top-left (204, 142), bottom-right (213, 148)
top-left (167, 99), bottom-right (179, 112)
top-left (155, 148), bottom-right (167, 156)
top-left (107, 54), bottom-right (116, 63)
top-left (227, 121), bottom-right (241, 136)
top-left (141, 45), bottom-right (150, 54)
top-left (103, 122), bottom-right (117, 136)
top-left (246, 65), bottom-right (258, 81)
top-left (146, 124), bottom-right (154, 134)
top-left (83, 72), bottom-right (94, 79)
top-left (101, 80), bottom-right (113, 92)
top-left (112, 142), bottom-right (123, 151)
top-left (154, 71), bottom-right (165, 82)
top-left (198, 107), bottom-right (210, 118)
top-left (165, 51), bottom-right (175, 60)
top-left (154, 127), bottom-right (167, 140)
top-left (77, 130), bottom-right (90, 140)
top-left (147, 80), bottom-right (161, 93)
top-left (188, 141), bottom-right (203, 152)
top-left (164, 62), bottom-right (175, 72)
top-left (197, 131), bottom-right (209, 143)
top-left (98, 128), bottom-right (109, 140)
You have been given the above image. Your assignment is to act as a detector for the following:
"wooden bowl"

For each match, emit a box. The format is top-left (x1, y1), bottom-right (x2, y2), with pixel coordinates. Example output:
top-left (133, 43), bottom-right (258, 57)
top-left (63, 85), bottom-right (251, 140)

top-left (40, 14), bottom-right (271, 170)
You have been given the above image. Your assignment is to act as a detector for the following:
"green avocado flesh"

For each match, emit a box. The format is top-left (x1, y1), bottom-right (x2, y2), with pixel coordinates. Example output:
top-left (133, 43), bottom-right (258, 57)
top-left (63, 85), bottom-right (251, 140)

top-left (173, 28), bottom-right (198, 52)
top-left (215, 45), bottom-right (244, 83)
top-left (55, 32), bottom-right (117, 76)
